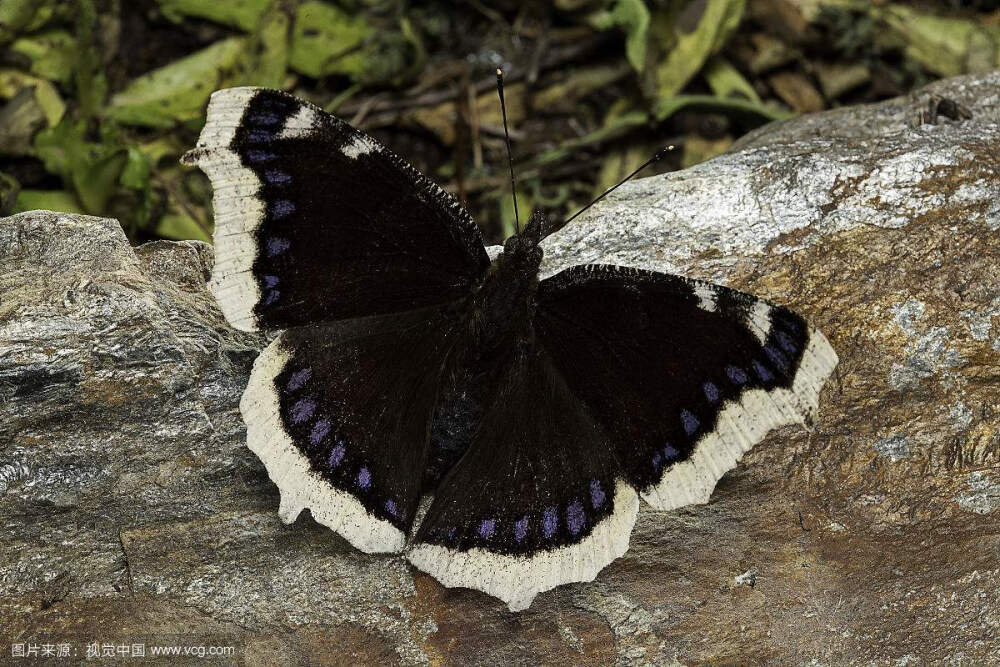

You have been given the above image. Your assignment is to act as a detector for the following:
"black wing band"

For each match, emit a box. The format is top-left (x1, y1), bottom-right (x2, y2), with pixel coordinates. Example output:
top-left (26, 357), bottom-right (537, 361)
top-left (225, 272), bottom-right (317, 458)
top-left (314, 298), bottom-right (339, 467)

top-left (183, 87), bottom-right (489, 331)
top-left (536, 264), bottom-right (838, 510)
top-left (240, 309), bottom-right (457, 553)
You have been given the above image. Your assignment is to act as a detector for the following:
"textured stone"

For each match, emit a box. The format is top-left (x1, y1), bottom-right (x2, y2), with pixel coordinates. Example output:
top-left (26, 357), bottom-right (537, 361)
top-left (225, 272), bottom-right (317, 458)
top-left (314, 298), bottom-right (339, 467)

top-left (3, 71), bottom-right (999, 664)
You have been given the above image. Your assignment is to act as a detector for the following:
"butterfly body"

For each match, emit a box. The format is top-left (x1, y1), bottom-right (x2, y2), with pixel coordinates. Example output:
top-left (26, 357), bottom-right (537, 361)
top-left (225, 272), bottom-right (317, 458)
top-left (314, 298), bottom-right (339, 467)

top-left (184, 87), bottom-right (838, 611)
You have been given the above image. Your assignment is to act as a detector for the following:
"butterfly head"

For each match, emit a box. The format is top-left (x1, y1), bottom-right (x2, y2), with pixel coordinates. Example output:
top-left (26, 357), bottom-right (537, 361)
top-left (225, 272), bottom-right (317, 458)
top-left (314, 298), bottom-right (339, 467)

top-left (501, 209), bottom-right (545, 274)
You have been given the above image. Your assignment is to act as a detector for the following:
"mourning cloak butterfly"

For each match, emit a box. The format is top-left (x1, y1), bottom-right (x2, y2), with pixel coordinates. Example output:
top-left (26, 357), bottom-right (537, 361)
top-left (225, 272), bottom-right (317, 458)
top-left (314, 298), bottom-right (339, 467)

top-left (182, 86), bottom-right (837, 611)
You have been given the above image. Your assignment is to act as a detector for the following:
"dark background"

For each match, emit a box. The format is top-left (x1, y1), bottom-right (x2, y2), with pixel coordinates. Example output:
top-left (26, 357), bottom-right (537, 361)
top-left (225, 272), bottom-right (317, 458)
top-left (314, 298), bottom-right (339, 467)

top-left (2, 0), bottom-right (999, 244)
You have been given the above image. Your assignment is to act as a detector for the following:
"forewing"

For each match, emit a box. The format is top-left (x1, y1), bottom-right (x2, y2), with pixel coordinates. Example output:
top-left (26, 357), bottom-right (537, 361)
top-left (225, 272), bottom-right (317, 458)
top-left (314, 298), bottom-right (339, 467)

top-left (241, 309), bottom-right (457, 553)
top-left (183, 87), bottom-right (489, 331)
top-left (408, 348), bottom-right (639, 611)
top-left (536, 264), bottom-right (838, 511)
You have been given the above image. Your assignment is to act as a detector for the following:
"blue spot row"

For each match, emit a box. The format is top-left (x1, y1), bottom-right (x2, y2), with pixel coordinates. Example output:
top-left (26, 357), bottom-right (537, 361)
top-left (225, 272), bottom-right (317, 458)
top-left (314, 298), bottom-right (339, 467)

top-left (458, 479), bottom-right (610, 545)
top-left (764, 344), bottom-right (789, 371)
top-left (246, 129), bottom-right (273, 143)
top-left (264, 169), bottom-right (291, 185)
top-left (514, 517), bottom-right (529, 542)
top-left (727, 365), bottom-right (749, 385)
top-left (589, 480), bottom-right (605, 509)
top-left (248, 111), bottom-right (282, 126)
top-left (566, 501), bottom-right (586, 535)
top-left (653, 443), bottom-right (680, 471)
top-left (542, 507), bottom-right (558, 539)
top-left (296, 405), bottom-right (405, 524)
top-left (290, 398), bottom-right (315, 424)
top-left (327, 443), bottom-right (345, 467)
top-left (286, 367), bottom-right (311, 392)
top-left (776, 330), bottom-right (798, 354)
top-left (753, 360), bottom-right (773, 382)
top-left (681, 409), bottom-right (700, 436)
top-left (245, 149), bottom-right (276, 163)
top-left (270, 200), bottom-right (295, 219)
top-left (309, 418), bottom-right (330, 445)
top-left (703, 381), bottom-right (720, 403)
top-left (266, 237), bottom-right (289, 257)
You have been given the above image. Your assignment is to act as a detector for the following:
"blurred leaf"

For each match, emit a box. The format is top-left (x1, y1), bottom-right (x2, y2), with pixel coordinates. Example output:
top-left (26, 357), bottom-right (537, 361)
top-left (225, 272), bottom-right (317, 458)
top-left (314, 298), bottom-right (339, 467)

top-left (653, 93), bottom-right (791, 123)
top-left (13, 189), bottom-right (84, 214)
top-left (703, 57), bottom-right (760, 103)
top-left (0, 86), bottom-right (47, 155)
top-left (138, 135), bottom-right (186, 166)
top-left (766, 70), bottom-right (825, 113)
top-left (588, 0), bottom-right (650, 72)
top-left (0, 0), bottom-right (58, 44)
top-left (0, 69), bottom-right (65, 125)
top-left (34, 119), bottom-right (127, 213)
top-left (592, 144), bottom-right (649, 197)
top-left (289, 1), bottom-right (373, 79)
top-left (651, 0), bottom-right (745, 97)
top-left (157, 0), bottom-right (270, 31)
top-left (155, 213), bottom-right (211, 242)
top-left (119, 148), bottom-right (153, 231)
top-left (235, 6), bottom-right (290, 89)
top-left (389, 16), bottom-right (426, 87)
top-left (120, 148), bottom-right (151, 193)
top-left (747, 33), bottom-right (797, 75)
top-left (555, 0), bottom-right (600, 10)
top-left (74, 0), bottom-right (108, 119)
top-left (288, 1), bottom-right (416, 85)
top-left (10, 29), bottom-right (76, 83)
top-left (0, 171), bottom-right (19, 214)
top-left (532, 63), bottom-right (632, 112)
top-left (681, 135), bottom-right (732, 168)
top-left (107, 37), bottom-right (245, 128)
top-left (533, 109), bottom-right (650, 167)
top-left (815, 60), bottom-right (870, 99)
top-left (874, 5), bottom-right (1000, 77)
top-left (410, 82), bottom-right (527, 146)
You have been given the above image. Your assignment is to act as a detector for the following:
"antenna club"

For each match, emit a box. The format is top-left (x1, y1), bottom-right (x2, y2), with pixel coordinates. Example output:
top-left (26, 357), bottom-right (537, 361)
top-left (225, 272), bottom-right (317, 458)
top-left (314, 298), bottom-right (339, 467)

top-left (654, 145), bottom-right (676, 161)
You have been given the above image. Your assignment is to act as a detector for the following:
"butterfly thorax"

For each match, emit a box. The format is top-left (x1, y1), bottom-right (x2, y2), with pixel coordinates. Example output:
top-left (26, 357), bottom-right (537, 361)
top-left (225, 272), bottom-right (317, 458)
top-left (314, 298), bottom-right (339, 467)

top-left (425, 215), bottom-right (544, 488)
top-left (471, 214), bottom-right (544, 356)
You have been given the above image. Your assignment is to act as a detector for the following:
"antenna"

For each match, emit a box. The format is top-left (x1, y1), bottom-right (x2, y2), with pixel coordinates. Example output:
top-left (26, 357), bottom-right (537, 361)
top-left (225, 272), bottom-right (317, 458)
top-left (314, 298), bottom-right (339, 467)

top-left (496, 68), bottom-right (520, 235)
top-left (561, 145), bottom-right (675, 228)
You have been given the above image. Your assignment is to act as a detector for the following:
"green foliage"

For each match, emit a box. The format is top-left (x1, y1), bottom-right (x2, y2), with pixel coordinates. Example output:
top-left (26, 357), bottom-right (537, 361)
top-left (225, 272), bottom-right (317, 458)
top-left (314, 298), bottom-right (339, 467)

top-left (0, 69), bottom-right (65, 126)
top-left (0, 0), bottom-right (983, 243)
top-left (589, 0), bottom-right (650, 73)
top-left (9, 29), bottom-right (76, 83)
top-left (33, 119), bottom-right (128, 213)
top-left (289, 1), bottom-right (374, 79)
top-left (874, 5), bottom-right (1000, 77)
top-left (650, 0), bottom-right (746, 98)
top-left (157, 0), bottom-right (270, 31)
top-left (13, 189), bottom-right (84, 215)
top-left (107, 37), bottom-right (246, 129)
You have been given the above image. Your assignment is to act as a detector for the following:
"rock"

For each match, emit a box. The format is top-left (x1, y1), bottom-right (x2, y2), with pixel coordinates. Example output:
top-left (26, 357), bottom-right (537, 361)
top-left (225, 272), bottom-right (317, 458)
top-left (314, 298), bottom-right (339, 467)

top-left (2, 71), bottom-right (999, 664)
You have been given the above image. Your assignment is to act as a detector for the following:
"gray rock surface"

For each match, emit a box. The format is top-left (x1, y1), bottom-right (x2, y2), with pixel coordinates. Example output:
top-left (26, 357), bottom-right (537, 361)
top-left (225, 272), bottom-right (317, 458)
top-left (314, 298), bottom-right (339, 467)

top-left (2, 71), bottom-right (999, 665)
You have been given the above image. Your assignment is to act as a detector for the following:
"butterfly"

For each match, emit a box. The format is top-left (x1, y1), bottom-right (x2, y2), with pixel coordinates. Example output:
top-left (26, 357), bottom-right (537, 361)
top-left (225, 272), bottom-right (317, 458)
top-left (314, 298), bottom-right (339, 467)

top-left (182, 86), bottom-right (838, 611)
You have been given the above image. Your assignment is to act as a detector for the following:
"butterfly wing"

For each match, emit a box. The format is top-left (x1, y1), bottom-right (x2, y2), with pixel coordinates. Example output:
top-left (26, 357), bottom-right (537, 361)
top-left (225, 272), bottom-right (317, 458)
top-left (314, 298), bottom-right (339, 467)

top-left (186, 88), bottom-right (488, 552)
top-left (241, 308), bottom-right (458, 553)
top-left (535, 264), bottom-right (838, 510)
top-left (408, 347), bottom-right (640, 611)
top-left (183, 87), bottom-right (489, 331)
top-left (409, 264), bottom-right (835, 610)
